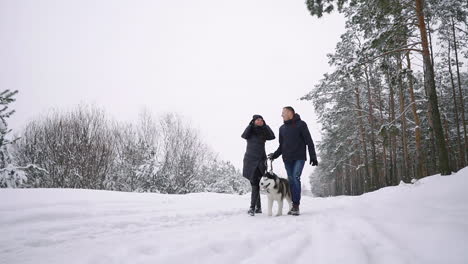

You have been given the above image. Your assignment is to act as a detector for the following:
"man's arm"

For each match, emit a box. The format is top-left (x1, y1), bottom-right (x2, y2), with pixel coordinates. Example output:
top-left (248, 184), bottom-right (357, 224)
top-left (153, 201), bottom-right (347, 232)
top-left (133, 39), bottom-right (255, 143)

top-left (269, 128), bottom-right (282, 159)
top-left (301, 122), bottom-right (317, 165)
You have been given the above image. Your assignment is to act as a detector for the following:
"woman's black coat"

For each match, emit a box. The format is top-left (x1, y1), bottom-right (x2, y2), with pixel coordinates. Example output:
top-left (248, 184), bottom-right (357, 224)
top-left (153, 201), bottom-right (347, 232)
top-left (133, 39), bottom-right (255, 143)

top-left (241, 124), bottom-right (275, 181)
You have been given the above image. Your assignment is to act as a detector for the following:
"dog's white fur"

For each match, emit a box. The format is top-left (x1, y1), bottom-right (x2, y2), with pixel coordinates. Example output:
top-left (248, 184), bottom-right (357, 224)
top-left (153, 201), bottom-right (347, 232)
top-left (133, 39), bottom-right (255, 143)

top-left (259, 173), bottom-right (292, 216)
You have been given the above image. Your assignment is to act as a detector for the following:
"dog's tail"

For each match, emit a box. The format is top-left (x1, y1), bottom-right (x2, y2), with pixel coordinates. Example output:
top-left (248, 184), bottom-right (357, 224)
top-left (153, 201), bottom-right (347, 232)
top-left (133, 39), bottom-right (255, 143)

top-left (286, 181), bottom-right (291, 199)
top-left (279, 178), bottom-right (291, 200)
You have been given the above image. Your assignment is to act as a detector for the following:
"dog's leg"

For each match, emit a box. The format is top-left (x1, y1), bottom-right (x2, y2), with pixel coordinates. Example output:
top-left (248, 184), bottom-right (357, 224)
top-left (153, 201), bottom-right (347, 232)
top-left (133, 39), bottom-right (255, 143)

top-left (287, 197), bottom-right (293, 211)
top-left (268, 198), bottom-right (273, 216)
top-left (276, 199), bottom-right (283, 216)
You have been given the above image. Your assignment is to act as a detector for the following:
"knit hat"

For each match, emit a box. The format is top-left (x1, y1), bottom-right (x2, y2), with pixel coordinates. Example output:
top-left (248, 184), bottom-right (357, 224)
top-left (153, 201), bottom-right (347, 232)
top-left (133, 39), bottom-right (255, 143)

top-left (252, 114), bottom-right (264, 120)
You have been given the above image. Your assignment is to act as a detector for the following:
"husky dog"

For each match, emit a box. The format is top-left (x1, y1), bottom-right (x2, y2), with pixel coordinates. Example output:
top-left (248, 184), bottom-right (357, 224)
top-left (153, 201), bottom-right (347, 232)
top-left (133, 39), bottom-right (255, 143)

top-left (259, 171), bottom-right (292, 216)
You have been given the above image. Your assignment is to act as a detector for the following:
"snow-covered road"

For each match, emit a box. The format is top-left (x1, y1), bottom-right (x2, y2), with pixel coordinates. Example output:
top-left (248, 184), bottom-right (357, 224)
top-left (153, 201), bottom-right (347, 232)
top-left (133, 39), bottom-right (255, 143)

top-left (1, 169), bottom-right (468, 264)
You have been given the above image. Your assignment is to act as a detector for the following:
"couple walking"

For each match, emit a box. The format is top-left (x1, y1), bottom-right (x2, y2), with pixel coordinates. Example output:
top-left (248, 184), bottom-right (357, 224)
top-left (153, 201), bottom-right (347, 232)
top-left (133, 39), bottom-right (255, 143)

top-left (241, 106), bottom-right (318, 216)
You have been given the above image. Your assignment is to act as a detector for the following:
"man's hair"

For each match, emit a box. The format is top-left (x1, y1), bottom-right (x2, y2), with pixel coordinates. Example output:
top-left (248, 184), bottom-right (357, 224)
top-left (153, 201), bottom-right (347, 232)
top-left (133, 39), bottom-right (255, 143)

top-left (283, 106), bottom-right (295, 114)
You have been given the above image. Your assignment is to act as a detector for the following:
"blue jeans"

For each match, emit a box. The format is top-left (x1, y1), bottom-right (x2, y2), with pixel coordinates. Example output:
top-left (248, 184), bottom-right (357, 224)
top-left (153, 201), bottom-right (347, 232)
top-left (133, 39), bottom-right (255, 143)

top-left (284, 160), bottom-right (305, 205)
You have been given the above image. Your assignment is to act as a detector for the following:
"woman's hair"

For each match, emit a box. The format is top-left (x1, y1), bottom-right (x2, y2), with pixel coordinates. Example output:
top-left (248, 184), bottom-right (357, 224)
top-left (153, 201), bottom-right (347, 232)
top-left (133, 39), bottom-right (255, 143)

top-left (283, 106), bottom-right (295, 114)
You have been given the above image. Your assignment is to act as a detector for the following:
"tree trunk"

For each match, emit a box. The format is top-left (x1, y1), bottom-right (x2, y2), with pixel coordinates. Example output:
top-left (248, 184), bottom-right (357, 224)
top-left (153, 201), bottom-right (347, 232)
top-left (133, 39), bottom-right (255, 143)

top-left (415, 0), bottom-right (451, 175)
top-left (355, 153), bottom-right (364, 195)
top-left (427, 17), bottom-right (435, 67)
top-left (448, 43), bottom-right (464, 170)
top-left (425, 13), bottom-right (438, 175)
top-left (406, 52), bottom-right (426, 179)
top-left (443, 117), bottom-right (455, 169)
top-left (354, 83), bottom-right (371, 191)
top-left (385, 61), bottom-right (398, 185)
top-left (376, 72), bottom-right (388, 186)
top-left (451, 17), bottom-right (467, 166)
top-left (397, 56), bottom-right (411, 182)
top-left (364, 66), bottom-right (379, 190)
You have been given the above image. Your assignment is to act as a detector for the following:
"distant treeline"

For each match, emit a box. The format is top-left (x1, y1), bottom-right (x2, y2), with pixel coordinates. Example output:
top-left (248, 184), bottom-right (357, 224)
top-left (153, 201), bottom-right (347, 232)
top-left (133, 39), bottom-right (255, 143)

top-left (1, 103), bottom-right (249, 194)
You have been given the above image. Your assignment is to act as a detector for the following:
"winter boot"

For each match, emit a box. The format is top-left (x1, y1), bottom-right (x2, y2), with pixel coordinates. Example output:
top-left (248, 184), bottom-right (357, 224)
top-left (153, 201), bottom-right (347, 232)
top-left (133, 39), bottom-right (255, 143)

top-left (291, 204), bottom-right (300, 216)
top-left (255, 207), bottom-right (262, 214)
top-left (247, 207), bottom-right (255, 216)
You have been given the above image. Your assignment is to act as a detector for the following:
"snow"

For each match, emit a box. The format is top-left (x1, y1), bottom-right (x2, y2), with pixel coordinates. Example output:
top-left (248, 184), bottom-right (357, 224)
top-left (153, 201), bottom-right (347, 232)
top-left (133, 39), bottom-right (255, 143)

top-left (1, 168), bottom-right (468, 264)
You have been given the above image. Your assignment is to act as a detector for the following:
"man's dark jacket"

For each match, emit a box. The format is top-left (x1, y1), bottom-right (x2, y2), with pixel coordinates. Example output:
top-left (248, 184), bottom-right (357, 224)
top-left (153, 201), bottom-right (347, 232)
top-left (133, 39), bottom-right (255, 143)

top-left (271, 113), bottom-right (317, 162)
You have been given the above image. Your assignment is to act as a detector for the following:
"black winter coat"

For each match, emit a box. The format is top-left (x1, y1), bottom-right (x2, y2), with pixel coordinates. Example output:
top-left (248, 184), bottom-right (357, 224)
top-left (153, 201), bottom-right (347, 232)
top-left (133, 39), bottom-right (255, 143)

top-left (241, 124), bottom-right (275, 181)
top-left (271, 113), bottom-right (317, 162)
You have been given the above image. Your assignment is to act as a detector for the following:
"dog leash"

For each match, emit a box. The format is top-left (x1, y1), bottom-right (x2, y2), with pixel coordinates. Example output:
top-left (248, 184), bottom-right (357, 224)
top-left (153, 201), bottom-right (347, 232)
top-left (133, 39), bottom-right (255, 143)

top-left (268, 158), bottom-right (274, 173)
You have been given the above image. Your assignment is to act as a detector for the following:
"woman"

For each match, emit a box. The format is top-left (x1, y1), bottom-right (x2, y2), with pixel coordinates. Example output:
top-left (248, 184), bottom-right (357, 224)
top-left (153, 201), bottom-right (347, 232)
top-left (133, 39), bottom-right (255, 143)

top-left (241, 114), bottom-right (275, 216)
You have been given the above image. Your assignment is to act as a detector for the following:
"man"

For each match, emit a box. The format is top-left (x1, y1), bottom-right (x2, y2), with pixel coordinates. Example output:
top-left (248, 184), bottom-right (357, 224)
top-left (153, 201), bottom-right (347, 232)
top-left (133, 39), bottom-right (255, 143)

top-left (268, 106), bottom-right (318, 216)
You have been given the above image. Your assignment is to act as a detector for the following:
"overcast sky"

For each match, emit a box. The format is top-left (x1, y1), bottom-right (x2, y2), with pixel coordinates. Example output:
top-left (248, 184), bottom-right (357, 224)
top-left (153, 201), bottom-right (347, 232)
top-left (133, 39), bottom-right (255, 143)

top-left (1, 0), bottom-right (345, 188)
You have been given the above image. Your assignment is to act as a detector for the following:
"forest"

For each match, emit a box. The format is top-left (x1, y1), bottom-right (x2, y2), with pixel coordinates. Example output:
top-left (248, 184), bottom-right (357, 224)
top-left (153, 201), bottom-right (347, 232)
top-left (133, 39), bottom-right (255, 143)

top-left (304, 0), bottom-right (468, 196)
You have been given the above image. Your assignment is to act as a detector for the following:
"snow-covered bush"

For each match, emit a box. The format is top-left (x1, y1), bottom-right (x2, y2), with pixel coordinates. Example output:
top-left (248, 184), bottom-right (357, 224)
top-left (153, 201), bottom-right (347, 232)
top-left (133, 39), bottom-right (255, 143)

top-left (12, 105), bottom-right (246, 194)
top-left (0, 164), bottom-right (27, 188)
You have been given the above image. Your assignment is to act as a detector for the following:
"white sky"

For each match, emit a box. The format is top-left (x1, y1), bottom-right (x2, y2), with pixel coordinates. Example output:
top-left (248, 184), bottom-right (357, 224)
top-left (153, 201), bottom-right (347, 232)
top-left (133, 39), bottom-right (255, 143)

top-left (1, 0), bottom-right (345, 188)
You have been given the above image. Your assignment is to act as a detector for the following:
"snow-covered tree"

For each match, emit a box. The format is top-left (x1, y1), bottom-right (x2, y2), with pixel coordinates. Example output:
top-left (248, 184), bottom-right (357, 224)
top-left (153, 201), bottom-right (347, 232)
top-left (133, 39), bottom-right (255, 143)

top-left (0, 89), bottom-right (40, 188)
top-left (0, 90), bottom-right (18, 167)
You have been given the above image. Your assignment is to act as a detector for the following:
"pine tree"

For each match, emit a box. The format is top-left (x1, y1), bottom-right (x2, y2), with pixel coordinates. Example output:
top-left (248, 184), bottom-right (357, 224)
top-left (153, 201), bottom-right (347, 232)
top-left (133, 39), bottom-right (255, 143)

top-left (0, 90), bottom-right (45, 188)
